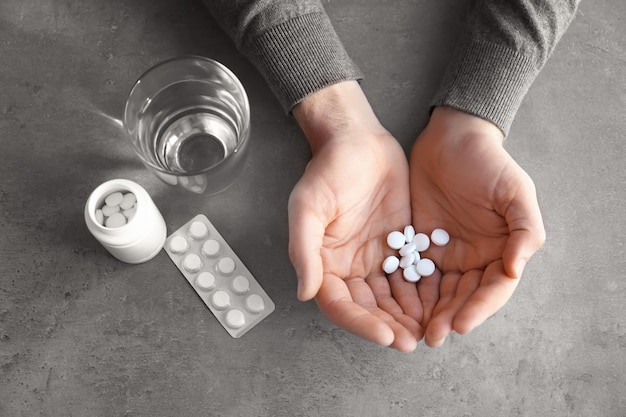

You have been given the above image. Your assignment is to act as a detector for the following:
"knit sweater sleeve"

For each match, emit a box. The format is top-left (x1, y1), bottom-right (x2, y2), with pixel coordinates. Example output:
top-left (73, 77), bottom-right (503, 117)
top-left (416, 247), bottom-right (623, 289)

top-left (431, 0), bottom-right (581, 135)
top-left (203, 0), bottom-right (363, 113)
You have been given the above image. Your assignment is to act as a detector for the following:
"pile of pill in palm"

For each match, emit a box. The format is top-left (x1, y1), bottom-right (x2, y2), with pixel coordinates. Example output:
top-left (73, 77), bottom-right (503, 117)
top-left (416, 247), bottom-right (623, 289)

top-left (94, 191), bottom-right (137, 228)
top-left (383, 226), bottom-right (449, 283)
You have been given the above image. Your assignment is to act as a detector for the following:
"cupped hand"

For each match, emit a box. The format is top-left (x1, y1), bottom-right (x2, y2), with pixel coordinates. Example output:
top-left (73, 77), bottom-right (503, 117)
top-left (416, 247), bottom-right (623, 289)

top-left (288, 81), bottom-right (423, 352)
top-left (409, 107), bottom-right (546, 347)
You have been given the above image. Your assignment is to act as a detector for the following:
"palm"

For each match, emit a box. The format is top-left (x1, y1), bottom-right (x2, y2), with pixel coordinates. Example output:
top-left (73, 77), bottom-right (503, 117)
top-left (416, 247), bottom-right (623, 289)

top-left (411, 136), bottom-right (510, 273)
top-left (289, 132), bottom-right (422, 351)
top-left (409, 108), bottom-right (545, 347)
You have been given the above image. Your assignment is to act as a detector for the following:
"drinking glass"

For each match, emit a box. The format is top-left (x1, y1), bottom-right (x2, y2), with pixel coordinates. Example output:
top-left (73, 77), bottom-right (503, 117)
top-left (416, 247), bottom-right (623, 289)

top-left (124, 56), bottom-right (250, 194)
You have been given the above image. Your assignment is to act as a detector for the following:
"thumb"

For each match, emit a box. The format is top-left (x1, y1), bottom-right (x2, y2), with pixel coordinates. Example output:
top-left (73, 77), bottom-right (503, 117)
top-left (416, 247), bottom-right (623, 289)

top-left (288, 186), bottom-right (327, 301)
top-left (502, 178), bottom-right (546, 278)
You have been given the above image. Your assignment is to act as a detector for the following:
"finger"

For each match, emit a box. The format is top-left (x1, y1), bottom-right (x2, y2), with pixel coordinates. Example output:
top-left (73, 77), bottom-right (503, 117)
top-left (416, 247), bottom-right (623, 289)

top-left (288, 189), bottom-right (326, 301)
top-left (347, 276), bottom-right (421, 351)
top-left (425, 270), bottom-right (480, 347)
top-left (386, 269), bottom-right (423, 322)
top-left (316, 274), bottom-right (395, 348)
top-left (366, 274), bottom-right (424, 342)
top-left (416, 269), bottom-right (441, 329)
top-left (388, 315), bottom-right (421, 351)
top-left (453, 260), bottom-right (520, 335)
top-left (501, 175), bottom-right (546, 278)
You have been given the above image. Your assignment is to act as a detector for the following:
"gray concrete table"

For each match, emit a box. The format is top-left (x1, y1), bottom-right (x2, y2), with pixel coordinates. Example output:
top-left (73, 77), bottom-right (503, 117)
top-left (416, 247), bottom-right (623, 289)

top-left (1, 1), bottom-right (625, 416)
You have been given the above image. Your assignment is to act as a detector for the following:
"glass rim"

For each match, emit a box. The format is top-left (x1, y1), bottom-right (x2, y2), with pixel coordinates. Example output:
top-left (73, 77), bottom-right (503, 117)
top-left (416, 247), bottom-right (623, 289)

top-left (122, 55), bottom-right (251, 176)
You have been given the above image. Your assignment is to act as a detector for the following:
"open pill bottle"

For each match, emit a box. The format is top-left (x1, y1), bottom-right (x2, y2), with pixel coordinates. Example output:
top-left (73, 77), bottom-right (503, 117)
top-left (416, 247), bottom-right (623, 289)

top-left (85, 179), bottom-right (166, 263)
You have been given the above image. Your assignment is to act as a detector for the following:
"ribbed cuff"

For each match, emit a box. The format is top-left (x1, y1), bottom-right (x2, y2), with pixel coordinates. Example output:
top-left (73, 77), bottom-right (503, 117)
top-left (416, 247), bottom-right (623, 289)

top-left (244, 12), bottom-right (363, 113)
top-left (431, 38), bottom-right (539, 136)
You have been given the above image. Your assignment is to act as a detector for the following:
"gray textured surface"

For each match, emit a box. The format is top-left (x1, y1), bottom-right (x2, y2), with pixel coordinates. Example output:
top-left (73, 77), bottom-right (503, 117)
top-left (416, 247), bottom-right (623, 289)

top-left (1, 1), bottom-right (625, 416)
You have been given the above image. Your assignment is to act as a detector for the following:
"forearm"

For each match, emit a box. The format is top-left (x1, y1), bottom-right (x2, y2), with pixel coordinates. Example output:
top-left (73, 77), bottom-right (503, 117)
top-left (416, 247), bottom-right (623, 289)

top-left (432, 0), bottom-right (581, 135)
top-left (203, 0), bottom-right (362, 113)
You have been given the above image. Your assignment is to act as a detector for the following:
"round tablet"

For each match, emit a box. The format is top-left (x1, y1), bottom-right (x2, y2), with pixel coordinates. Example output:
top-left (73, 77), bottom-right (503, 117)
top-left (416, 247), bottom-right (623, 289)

top-left (95, 209), bottom-right (104, 226)
top-left (101, 204), bottom-right (120, 217)
top-left (416, 258), bottom-right (436, 277)
top-left (245, 294), bottom-right (265, 313)
top-left (431, 228), bottom-right (450, 246)
top-left (413, 233), bottom-right (430, 252)
top-left (404, 225), bottom-right (416, 243)
top-left (188, 221), bottom-right (209, 240)
top-left (231, 275), bottom-right (250, 294)
top-left (196, 272), bottom-right (216, 291)
top-left (386, 231), bottom-right (406, 250)
top-left (105, 212), bottom-right (126, 228)
top-left (217, 257), bottom-right (235, 275)
top-left (399, 253), bottom-right (416, 269)
top-left (105, 192), bottom-right (124, 207)
top-left (211, 290), bottom-right (230, 309)
top-left (403, 265), bottom-right (421, 283)
top-left (399, 242), bottom-right (417, 257)
top-left (168, 235), bottom-right (189, 254)
top-left (120, 192), bottom-right (136, 210)
top-left (182, 253), bottom-right (202, 273)
top-left (225, 309), bottom-right (246, 329)
top-left (201, 239), bottom-right (220, 257)
top-left (122, 208), bottom-right (136, 221)
top-left (382, 256), bottom-right (400, 274)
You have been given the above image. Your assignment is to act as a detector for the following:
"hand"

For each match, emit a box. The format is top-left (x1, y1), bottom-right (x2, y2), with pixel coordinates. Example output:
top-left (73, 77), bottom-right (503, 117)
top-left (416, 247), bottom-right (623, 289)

top-left (288, 81), bottom-right (422, 352)
top-left (409, 107), bottom-right (546, 347)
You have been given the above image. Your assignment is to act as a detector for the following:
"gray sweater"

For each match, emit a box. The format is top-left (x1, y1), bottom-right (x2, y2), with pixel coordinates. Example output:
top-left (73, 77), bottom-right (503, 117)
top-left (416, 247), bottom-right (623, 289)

top-left (204, 0), bottom-right (580, 135)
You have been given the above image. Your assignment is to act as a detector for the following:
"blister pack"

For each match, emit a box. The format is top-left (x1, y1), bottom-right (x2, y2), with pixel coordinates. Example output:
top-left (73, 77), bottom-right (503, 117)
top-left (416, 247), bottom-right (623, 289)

top-left (164, 214), bottom-right (275, 338)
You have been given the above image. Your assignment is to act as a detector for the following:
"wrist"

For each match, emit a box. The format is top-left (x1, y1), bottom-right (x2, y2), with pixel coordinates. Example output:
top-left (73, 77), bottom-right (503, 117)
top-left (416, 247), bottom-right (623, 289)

top-left (292, 81), bottom-right (386, 154)
top-left (428, 106), bottom-right (505, 144)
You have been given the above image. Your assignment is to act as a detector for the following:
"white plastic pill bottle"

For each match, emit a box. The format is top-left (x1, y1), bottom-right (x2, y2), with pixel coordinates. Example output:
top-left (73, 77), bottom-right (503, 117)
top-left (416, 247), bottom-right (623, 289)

top-left (84, 179), bottom-right (166, 263)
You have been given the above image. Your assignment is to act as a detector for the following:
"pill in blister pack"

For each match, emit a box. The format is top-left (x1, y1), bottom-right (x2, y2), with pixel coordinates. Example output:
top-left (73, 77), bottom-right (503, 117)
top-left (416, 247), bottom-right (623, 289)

top-left (164, 214), bottom-right (275, 338)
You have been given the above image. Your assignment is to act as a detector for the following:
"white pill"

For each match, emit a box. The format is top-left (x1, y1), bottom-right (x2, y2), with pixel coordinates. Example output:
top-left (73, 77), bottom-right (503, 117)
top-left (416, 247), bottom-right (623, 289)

top-left (412, 250), bottom-right (421, 263)
top-left (382, 256), bottom-right (400, 274)
top-left (416, 258), bottom-right (436, 277)
top-left (413, 233), bottom-right (430, 252)
top-left (402, 265), bottom-right (421, 283)
top-left (217, 257), bottom-right (236, 275)
top-left (245, 294), bottom-right (265, 313)
top-left (101, 204), bottom-right (120, 217)
top-left (399, 253), bottom-right (416, 269)
top-left (189, 221), bottom-right (209, 240)
top-left (431, 228), bottom-right (450, 246)
top-left (201, 239), bottom-right (220, 257)
top-left (104, 192), bottom-right (124, 207)
top-left (196, 272), bottom-right (216, 291)
top-left (404, 225), bottom-right (416, 243)
top-left (232, 275), bottom-right (250, 294)
top-left (225, 309), bottom-right (246, 329)
top-left (105, 212), bottom-right (126, 228)
top-left (387, 231), bottom-right (405, 250)
top-left (169, 235), bottom-right (189, 254)
top-left (122, 208), bottom-right (136, 221)
top-left (399, 242), bottom-right (417, 257)
top-left (211, 290), bottom-right (230, 309)
top-left (95, 209), bottom-right (104, 226)
top-left (120, 192), bottom-right (136, 210)
top-left (182, 253), bottom-right (202, 272)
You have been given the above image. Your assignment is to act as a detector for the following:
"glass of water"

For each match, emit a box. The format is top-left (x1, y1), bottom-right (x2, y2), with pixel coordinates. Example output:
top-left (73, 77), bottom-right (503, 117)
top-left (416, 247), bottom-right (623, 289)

top-left (124, 56), bottom-right (250, 194)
